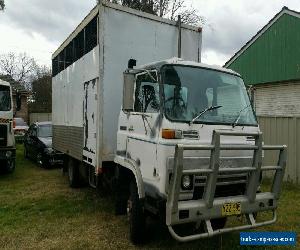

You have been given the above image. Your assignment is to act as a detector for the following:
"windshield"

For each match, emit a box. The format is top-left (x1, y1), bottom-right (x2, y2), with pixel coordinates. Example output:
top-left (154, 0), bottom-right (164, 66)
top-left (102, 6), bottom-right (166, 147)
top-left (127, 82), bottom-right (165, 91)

top-left (0, 85), bottom-right (11, 111)
top-left (38, 124), bottom-right (52, 137)
top-left (15, 118), bottom-right (27, 126)
top-left (162, 65), bottom-right (257, 126)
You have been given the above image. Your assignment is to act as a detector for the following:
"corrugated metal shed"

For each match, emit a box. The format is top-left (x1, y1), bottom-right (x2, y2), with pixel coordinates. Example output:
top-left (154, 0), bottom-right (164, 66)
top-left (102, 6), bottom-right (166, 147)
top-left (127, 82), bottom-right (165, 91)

top-left (225, 7), bottom-right (300, 85)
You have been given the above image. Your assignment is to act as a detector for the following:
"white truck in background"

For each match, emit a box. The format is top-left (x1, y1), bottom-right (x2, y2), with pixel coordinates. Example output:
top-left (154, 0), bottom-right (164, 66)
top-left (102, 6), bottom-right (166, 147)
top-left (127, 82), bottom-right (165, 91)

top-left (52, 1), bottom-right (287, 244)
top-left (0, 79), bottom-right (19, 173)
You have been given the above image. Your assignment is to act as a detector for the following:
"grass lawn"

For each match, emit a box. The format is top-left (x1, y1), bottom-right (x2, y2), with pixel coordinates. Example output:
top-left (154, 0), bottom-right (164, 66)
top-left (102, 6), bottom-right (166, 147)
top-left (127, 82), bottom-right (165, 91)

top-left (0, 144), bottom-right (299, 249)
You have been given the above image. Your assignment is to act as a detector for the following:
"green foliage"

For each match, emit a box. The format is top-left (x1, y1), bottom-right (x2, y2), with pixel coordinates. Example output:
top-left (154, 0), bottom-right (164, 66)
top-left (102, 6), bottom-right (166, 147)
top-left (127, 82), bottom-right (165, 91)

top-left (29, 72), bottom-right (52, 113)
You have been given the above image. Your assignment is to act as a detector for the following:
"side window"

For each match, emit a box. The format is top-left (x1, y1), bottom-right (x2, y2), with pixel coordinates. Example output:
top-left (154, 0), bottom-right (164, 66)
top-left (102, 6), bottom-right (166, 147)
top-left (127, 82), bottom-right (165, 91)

top-left (134, 72), bottom-right (159, 113)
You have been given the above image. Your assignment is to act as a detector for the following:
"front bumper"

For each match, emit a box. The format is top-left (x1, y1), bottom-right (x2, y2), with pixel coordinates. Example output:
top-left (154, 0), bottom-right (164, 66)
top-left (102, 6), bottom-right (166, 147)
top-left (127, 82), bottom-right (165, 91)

top-left (166, 130), bottom-right (287, 242)
top-left (43, 151), bottom-right (64, 166)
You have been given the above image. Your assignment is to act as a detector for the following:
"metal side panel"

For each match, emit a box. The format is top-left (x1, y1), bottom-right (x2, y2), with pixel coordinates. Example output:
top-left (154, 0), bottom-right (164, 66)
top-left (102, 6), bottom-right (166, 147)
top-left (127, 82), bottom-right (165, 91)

top-left (53, 125), bottom-right (83, 161)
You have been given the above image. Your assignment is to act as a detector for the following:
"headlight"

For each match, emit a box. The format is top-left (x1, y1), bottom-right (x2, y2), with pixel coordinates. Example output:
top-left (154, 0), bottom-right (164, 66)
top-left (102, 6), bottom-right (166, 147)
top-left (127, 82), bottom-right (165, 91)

top-left (44, 148), bottom-right (54, 154)
top-left (181, 175), bottom-right (193, 190)
top-left (6, 151), bottom-right (12, 158)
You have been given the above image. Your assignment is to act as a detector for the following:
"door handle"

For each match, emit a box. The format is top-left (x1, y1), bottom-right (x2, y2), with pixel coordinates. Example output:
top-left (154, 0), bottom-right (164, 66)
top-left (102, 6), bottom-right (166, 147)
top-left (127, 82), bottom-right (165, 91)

top-left (128, 126), bottom-right (134, 131)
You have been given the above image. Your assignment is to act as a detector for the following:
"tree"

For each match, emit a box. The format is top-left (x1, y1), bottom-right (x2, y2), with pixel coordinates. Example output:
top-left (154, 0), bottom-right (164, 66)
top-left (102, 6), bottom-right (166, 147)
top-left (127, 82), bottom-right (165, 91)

top-left (0, 0), bottom-right (4, 11)
top-left (0, 52), bottom-right (37, 88)
top-left (107, 0), bottom-right (204, 25)
top-left (121, 0), bottom-right (157, 15)
top-left (157, 0), bottom-right (204, 25)
top-left (29, 67), bottom-right (52, 113)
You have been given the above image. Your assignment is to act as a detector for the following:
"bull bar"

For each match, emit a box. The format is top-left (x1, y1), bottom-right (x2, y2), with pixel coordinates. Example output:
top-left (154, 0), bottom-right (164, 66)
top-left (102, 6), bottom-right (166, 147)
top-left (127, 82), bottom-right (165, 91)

top-left (166, 130), bottom-right (287, 242)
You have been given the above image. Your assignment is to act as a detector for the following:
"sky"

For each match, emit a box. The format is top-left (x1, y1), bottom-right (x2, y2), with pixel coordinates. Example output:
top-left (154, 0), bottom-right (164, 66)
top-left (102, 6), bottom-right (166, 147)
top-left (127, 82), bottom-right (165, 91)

top-left (0, 0), bottom-right (300, 67)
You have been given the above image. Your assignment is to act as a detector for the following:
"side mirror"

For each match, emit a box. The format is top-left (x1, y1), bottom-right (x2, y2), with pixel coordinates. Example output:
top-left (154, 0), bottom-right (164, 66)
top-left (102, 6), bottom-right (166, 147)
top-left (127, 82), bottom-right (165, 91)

top-left (123, 72), bottom-right (135, 111)
top-left (16, 91), bottom-right (21, 111)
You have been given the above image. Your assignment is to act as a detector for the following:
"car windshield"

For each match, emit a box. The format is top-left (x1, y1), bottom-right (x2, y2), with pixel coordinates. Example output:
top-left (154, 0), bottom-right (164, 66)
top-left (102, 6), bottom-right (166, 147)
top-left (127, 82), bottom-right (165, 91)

top-left (161, 65), bottom-right (257, 126)
top-left (15, 118), bottom-right (27, 126)
top-left (0, 85), bottom-right (11, 111)
top-left (38, 124), bottom-right (52, 137)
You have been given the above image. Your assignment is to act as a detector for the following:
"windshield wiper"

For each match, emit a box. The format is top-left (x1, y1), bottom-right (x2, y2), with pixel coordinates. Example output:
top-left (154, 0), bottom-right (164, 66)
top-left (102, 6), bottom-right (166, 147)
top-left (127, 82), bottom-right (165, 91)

top-left (190, 105), bottom-right (222, 125)
top-left (232, 104), bottom-right (252, 128)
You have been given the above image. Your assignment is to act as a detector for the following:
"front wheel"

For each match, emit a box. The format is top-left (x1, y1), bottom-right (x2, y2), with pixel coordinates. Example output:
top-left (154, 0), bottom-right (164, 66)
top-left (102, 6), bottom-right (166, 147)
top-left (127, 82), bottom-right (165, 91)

top-left (127, 180), bottom-right (145, 244)
top-left (3, 159), bottom-right (15, 174)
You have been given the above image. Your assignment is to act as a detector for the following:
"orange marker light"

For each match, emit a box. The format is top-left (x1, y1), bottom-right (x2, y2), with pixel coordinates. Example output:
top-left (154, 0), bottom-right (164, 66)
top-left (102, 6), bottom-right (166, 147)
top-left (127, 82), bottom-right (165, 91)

top-left (162, 129), bottom-right (175, 139)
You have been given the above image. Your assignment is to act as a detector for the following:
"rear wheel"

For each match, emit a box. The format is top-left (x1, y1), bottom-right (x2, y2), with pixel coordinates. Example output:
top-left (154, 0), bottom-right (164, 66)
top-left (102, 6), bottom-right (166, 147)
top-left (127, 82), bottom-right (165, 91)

top-left (127, 180), bottom-right (145, 244)
top-left (68, 157), bottom-right (80, 188)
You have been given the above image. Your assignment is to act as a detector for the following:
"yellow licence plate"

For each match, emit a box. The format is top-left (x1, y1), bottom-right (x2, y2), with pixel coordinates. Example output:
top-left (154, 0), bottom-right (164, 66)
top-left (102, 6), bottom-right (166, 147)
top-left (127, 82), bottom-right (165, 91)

top-left (222, 202), bottom-right (241, 216)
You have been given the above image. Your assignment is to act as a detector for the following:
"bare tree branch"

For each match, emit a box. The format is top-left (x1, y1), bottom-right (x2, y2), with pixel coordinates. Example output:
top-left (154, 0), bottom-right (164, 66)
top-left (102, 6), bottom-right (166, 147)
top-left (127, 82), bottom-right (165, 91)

top-left (107, 0), bottom-right (204, 26)
top-left (0, 52), bottom-right (38, 88)
top-left (0, 0), bottom-right (4, 11)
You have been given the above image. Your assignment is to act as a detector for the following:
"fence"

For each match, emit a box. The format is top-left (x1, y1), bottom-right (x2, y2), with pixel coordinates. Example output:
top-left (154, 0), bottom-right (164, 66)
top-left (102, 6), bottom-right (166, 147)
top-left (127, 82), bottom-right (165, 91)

top-left (258, 116), bottom-right (300, 184)
top-left (29, 113), bottom-right (52, 124)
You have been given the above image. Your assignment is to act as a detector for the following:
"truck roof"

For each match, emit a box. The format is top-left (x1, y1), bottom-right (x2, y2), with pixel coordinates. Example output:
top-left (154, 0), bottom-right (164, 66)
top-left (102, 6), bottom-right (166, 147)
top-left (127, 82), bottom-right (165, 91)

top-left (0, 79), bottom-right (11, 87)
top-left (52, 2), bottom-right (201, 60)
top-left (136, 57), bottom-right (240, 76)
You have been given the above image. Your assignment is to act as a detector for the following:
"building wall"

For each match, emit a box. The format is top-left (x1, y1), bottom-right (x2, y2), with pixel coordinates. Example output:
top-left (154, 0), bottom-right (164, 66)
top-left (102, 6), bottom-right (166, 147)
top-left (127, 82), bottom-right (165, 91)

top-left (253, 82), bottom-right (300, 183)
top-left (13, 94), bottom-right (28, 123)
top-left (29, 113), bottom-right (52, 124)
top-left (254, 82), bottom-right (300, 116)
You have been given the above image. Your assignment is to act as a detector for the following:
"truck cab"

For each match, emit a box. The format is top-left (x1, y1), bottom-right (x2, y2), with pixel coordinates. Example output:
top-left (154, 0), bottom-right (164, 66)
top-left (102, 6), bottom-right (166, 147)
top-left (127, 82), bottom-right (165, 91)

top-left (0, 79), bottom-right (16, 173)
top-left (115, 58), bottom-right (287, 243)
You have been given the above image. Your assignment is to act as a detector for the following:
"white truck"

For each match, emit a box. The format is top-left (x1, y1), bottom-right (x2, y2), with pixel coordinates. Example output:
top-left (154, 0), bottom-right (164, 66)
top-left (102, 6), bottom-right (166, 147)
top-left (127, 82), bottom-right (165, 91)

top-left (52, 1), bottom-right (287, 244)
top-left (0, 79), bottom-right (18, 173)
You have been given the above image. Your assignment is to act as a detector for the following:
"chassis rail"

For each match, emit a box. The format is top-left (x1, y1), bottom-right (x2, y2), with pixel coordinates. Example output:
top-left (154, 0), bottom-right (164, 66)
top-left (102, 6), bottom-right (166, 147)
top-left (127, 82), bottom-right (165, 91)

top-left (166, 130), bottom-right (287, 242)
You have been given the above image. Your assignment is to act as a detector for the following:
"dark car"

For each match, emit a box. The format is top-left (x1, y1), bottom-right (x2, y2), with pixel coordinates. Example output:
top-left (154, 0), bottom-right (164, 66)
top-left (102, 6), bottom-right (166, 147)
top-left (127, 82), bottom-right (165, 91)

top-left (24, 121), bottom-right (63, 168)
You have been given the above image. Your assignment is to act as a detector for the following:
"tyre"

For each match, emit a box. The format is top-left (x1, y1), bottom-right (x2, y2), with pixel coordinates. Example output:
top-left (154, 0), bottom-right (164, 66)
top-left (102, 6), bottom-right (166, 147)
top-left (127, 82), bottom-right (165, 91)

top-left (68, 157), bottom-right (80, 188)
top-left (127, 180), bottom-right (145, 244)
top-left (115, 176), bottom-right (129, 215)
top-left (3, 159), bottom-right (15, 174)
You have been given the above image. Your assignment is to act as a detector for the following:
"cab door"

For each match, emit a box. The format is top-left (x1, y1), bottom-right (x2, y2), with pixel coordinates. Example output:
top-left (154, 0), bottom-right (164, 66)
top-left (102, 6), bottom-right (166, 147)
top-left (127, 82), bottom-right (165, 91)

top-left (125, 72), bottom-right (161, 184)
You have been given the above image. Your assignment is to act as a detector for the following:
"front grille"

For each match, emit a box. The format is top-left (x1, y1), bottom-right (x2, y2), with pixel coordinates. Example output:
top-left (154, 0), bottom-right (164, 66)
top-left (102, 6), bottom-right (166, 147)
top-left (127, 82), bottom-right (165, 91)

top-left (0, 124), bottom-right (8, 147)
top-left (182, 130), bottom-right (199, 139)
top-left (193, 173), bottom-right (248, 199)
top-left (195, 173), bottom-right (248, 186)
top-left (193, 183), bottom-right (246, 200)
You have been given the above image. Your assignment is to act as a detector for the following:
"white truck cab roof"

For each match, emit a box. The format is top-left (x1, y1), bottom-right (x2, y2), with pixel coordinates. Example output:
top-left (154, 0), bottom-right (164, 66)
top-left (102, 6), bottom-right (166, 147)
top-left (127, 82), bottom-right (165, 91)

top-left (137, 57), bottom-right (240, 76)
top-left (0, 79), bottom-right (11, 87)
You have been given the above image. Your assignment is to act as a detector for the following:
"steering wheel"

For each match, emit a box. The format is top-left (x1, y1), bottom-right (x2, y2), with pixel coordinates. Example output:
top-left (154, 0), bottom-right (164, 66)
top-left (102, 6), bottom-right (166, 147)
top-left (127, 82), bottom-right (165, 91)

top-left (165, 96), bottom-right (186, 107)
top-left (164, 96), bottom-right (187, 118)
